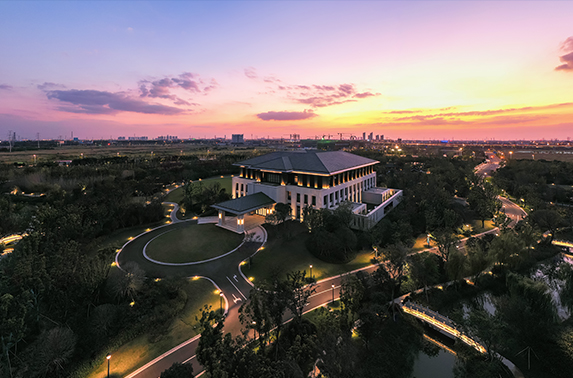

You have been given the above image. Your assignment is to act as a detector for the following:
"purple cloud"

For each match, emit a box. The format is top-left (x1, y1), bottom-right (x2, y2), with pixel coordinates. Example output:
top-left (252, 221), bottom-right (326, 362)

top-left (273, 81), bottom-right (379, 108)
top-left (354, 92), bottom-right (376, 99)
top-left (0, 84), bottom-right (13, 90)
top-left (138, 72), bottom-right (216, 104)
top-left (555, 37), bottom-right (573, 71)
top-left (556, 52), bottom-right (573, 71)
top-left (47, 89), bottom-right (185, 115)
top-left (385, 110), bottom-right (419, 114)
top-left (37, 82), bottom-right (66, 91)
top-left (256, 110), bottom-right (317, 121)
top-left (244, 67), bottom-right (258, 79)
top-left (203, 79), bottom-right (218, 93)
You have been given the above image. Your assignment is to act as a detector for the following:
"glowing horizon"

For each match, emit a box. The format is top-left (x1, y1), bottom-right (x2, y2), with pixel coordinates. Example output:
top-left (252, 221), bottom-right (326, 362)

top-left (1, 1), bottom-right (573, 141)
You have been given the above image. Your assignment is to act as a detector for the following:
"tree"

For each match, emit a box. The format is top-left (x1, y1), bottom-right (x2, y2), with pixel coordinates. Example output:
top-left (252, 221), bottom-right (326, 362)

top-left (460, 306), bottom-right (504, 362)
top-left (379, 243), bottom-right (409, 313)
top-left (530, 209), bottom-right (563, 241)
top-left (109, 261), bottom-right (145, 301)
top-left (160, 362), bottom-right (194, 378)
top-left (285, 271), bottom-right (315, 322)
top-left (468, 178), bottom-right (499, 228)
top-left (445, 248), bottom-right (467, 286)
top-left (195, 306), bottom-right (235, 376)
top-left (408, 252), bottom-right (439, 302)
top-left (266, 203), bottom-right (293, 227)
top-left (274, 202), bottom-right (292, 224)
top-left (432, 228), bottom-right (459, 263)
top-left (24, 327), bottom-right (77, 377)
top-left (239, 287), bottom-right (273, 352)
top-left (465, 237), bottom-right (491, 280)
top-left (488, 231), bottom-right (526, 270)
top-left (560, 263), bottom-right (573, 314)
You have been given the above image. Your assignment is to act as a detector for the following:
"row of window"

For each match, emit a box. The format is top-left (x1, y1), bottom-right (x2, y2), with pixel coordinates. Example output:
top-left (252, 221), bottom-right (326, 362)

top-left (239, 166), bottom-right (375, 188)
top-left (287, 191), bottom-right (317, 206)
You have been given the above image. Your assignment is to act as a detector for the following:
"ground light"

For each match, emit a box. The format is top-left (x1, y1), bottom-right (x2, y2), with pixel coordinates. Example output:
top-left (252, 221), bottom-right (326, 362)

top-left (106, 354), bottom-right (111, 378)
top-left (309, 265), bottom-right (313, 279)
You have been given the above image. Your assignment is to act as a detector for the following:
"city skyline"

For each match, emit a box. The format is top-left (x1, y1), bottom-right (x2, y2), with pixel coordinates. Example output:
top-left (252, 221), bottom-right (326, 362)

top-left (1, 1), bottom-right (573, 141)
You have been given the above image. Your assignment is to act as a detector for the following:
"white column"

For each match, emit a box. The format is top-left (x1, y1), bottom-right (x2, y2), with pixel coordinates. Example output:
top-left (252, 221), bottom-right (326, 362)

top-left (237, 214), bottom-right (245, 233)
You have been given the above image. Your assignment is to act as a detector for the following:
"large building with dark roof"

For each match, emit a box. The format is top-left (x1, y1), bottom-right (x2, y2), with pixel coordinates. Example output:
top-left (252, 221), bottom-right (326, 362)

top-left (213, 150), bottom-right (402, 232)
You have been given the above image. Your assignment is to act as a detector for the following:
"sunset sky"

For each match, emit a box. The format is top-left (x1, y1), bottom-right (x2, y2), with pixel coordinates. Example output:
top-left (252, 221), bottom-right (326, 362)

top-left (1, 1), bottom-right (573, 141)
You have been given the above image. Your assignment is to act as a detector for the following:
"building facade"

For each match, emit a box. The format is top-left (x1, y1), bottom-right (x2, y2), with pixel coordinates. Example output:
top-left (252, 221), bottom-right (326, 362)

top-left (225, 150), bottom-right (402, 230)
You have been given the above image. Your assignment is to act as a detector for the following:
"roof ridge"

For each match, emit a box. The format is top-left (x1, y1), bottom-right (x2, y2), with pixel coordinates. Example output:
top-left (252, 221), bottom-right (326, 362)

top-left (282, 156), bottom-right (292, 170)
top-left (314, 150), bottom-right (337, 172)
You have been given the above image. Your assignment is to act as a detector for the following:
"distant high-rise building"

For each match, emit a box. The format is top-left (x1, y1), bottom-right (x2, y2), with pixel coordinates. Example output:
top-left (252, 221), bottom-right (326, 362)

top-left (232, 134), bottom-right (244, 143)
top-left (368, 132), bottom-right (373, 141)
top-left (380, 135), bottom-right (384, 140)
top-left (362, 132), bottom-right (366, 140)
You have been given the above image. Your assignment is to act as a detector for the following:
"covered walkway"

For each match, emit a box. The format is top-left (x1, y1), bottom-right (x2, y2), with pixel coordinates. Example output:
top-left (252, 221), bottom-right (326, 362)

top-left (211, 192), bottom-right (275, 233)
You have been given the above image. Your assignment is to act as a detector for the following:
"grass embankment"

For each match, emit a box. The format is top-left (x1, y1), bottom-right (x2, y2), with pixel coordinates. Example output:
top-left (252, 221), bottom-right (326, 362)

top-left (87, 277), bottom-right (219, 378)
top-left (164, 176), bottom-right (233, 204)
top-left (245, 222), bottom-right (374, 283)
top-left (146, 224), bottom-right (244, 263)
top-left (164, 176), bottom-right (233, 219)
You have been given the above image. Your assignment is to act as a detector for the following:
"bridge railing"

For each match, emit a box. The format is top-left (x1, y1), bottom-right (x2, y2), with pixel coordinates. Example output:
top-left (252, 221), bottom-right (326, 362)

top-left (402, 301), bottom-right (486, 354)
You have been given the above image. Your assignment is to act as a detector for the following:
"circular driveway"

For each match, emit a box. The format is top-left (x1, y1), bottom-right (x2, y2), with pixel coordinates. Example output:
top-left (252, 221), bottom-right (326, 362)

top-left (143, 224), bottom-right (246, 265)
top-left (116, 219), bottom-right (264, 279)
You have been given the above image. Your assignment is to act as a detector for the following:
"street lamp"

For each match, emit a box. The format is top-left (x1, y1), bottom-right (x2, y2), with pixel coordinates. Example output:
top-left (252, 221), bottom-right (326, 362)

top-left (309, 265), bottom-right (313, 279)
top-left (219, 292), bottom-right (224, 313)
top-left (331, 284), bottom-right (335, 304)
top-left (106, 354), bottom-right (111, 378)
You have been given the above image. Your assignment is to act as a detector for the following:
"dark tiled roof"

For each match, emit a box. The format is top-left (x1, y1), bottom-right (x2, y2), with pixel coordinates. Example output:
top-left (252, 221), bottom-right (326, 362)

top-left (212, 192), bottom-right (275, 214)
top-left (236, 151), bottom-right (378, 174)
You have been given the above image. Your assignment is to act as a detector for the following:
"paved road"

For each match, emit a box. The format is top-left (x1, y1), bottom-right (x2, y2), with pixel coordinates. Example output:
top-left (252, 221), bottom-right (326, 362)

top-left (117, 222), bottom-right (265, 377)
top-left (475, 150), bottom-right (501, 178)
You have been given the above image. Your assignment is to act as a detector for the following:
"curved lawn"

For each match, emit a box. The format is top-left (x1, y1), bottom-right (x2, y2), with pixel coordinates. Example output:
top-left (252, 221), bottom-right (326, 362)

top-left (245, 222), bottom-right (374, 283)
top-left (146, 223), bottom-right (244, 263)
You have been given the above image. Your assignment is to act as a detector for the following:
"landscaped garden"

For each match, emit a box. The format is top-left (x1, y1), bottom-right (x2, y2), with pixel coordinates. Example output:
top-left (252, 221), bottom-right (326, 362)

top-left (244, 221), bottom-right (374, 283)
top-left (87, 276), bottom-right (220, 378)
top-left (145, 223), bottom-right (244, 263)
top-left (164, 176), bottom-right (232, 205)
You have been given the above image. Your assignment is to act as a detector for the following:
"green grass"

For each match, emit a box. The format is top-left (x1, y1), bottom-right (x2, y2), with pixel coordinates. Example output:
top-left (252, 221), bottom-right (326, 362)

top-left (412, 219), bottom-right (496, 253)
top-left (146, 223), bottom-right (244, 263)
top-left (412, 234), bottom-right (437, 251)
top-left (164, 176), bottom-right (233, 204)
top-left (87, 278), bottom-right (219, 378)
top-left (470, 219), bottom-right (495, 233)
top-left (245, 222), bottom-right (374, 284)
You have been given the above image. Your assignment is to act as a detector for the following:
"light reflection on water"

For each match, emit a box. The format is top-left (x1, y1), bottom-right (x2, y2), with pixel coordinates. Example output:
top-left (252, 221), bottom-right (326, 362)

top-left (411, 346), bottom-right (456, 378)
top-left (531, 253), bottom-right (571, 321)
top-left (410, 252), bottom-right (572, 377)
